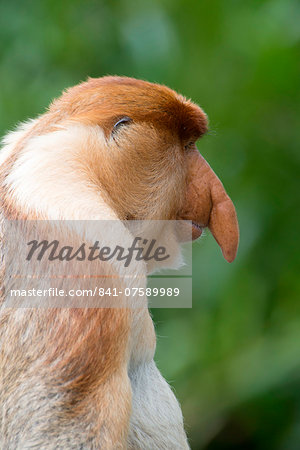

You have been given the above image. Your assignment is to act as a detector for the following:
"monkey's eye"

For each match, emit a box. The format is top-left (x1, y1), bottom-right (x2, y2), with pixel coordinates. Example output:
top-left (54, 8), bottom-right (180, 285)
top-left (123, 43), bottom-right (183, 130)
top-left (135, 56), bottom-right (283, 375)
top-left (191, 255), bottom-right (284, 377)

top-left (113, 117), bottom-right (132, 133)
top-left (184, 141), bottom-right (195, 150)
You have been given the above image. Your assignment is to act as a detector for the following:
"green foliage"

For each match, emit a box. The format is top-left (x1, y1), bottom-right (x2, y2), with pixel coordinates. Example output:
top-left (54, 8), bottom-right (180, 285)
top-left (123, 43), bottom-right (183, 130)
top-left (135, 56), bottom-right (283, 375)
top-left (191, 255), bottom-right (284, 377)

top-left (0, 0), bottom-right (299, 448)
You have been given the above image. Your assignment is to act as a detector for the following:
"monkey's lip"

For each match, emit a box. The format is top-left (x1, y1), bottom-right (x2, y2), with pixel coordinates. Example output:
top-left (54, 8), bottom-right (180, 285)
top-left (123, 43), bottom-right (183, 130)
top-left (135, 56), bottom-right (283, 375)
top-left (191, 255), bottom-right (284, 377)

top-left (191, 222), bottom-right (203, 240)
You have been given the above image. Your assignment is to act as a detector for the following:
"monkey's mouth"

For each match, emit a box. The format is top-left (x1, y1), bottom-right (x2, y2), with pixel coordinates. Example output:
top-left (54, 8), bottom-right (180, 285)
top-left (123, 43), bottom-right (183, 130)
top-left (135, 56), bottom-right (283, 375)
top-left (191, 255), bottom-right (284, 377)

top-left (175, 219), bottom-right (204, 242)
top-left (191, 221), bottom-right (203, 240)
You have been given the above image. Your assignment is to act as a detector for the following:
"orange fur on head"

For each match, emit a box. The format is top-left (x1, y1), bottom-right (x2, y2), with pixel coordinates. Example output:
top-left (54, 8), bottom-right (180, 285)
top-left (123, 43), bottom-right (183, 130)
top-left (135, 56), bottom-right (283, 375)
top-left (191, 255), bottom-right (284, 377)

top-left (0, 76), bottom-right (239, 262)
top-left (45, 76), bottom-right (238, 259)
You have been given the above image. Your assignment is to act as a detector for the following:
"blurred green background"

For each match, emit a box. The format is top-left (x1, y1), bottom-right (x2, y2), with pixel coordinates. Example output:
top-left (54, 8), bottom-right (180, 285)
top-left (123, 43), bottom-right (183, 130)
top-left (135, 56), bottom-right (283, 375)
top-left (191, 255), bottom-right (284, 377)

top-left (0, 0), bottom-right (299, 448)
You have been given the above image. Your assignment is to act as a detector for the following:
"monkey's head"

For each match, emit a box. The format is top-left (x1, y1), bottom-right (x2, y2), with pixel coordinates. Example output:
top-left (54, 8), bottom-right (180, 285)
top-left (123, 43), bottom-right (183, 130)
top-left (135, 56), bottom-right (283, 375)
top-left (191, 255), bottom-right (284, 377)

top-left (1, 76), bottom-right (239, 262)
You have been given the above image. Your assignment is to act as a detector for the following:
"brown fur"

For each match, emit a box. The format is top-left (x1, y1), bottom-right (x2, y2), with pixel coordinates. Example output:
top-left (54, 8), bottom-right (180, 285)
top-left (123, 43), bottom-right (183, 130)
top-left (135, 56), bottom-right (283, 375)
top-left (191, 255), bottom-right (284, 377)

top-left (0, 76), bottom-right (238, 449)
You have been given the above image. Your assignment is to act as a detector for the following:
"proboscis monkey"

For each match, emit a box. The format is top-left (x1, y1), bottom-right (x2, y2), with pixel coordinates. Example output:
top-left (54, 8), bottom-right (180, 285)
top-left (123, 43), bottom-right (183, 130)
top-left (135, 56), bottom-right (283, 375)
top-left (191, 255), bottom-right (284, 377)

top-left (0, 77), bottom-right (239, 449)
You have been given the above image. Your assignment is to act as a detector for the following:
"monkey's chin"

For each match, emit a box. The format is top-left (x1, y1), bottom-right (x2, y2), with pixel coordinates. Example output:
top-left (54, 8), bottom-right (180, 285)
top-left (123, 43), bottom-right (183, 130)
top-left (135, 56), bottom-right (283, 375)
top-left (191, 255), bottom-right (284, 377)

top-left (191, 222), bottom-right (203, 240)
